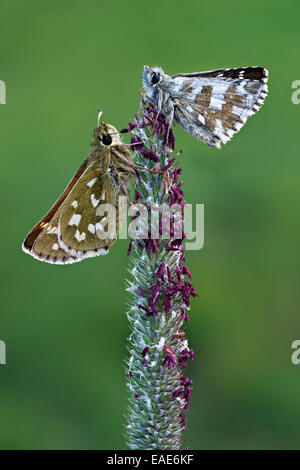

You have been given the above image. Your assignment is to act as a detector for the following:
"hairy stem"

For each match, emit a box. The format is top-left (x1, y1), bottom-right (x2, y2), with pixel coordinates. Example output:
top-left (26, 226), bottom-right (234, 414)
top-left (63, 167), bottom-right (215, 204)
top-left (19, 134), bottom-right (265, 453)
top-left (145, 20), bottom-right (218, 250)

top-left (125, 101), bottom-right (197, 450)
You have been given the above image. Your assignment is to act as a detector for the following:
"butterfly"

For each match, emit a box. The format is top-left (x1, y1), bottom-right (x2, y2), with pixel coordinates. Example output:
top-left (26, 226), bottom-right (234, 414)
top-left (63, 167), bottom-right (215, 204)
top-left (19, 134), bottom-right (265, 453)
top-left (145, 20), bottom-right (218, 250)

top-left (142, 65), bottom-right (269, 148)
top-left (22, 110), bottom-right (135, 264)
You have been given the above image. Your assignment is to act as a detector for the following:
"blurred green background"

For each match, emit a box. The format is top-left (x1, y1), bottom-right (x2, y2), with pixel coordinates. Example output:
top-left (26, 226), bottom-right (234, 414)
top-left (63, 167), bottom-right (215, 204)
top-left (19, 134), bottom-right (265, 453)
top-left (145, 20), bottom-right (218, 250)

top-left (0, 0), bottom-right (299, 450)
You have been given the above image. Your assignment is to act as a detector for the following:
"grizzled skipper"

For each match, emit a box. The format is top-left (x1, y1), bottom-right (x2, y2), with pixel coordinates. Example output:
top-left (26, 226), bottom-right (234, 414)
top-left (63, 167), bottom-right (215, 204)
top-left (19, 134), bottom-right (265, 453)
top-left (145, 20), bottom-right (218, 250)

top-left (142, 65), bottom-right (268, 148)
top-left (22, 110), bottom-right (135, 264)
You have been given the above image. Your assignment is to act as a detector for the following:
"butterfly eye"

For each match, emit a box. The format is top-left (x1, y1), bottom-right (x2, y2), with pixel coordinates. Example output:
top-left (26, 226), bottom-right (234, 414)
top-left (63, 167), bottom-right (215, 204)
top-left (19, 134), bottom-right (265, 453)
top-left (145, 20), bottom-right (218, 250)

top-left (101, 134), bottom-right (113, 146)
top-left (151, 72), bottom-right (160, 85)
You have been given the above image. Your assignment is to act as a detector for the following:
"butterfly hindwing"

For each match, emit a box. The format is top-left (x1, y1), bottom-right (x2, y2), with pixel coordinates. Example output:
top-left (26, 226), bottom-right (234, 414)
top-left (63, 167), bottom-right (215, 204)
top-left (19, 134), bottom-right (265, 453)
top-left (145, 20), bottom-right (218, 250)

top-left (29, 211), bottom-right (76, 264)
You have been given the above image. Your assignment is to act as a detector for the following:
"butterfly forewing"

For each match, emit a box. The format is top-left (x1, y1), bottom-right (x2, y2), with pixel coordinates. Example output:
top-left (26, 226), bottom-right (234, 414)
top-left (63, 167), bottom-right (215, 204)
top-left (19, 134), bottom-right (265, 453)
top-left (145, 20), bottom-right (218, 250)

top-left (172, 66), bottom-right (268, 81)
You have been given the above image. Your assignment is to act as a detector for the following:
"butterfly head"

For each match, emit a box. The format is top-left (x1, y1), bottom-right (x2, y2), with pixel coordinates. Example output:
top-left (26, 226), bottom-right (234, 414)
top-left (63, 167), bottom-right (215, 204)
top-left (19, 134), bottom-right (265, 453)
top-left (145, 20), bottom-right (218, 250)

top-left (142, 65), bottom-right (165, 99)
top-left (94, 122), bottom-right (122, 147)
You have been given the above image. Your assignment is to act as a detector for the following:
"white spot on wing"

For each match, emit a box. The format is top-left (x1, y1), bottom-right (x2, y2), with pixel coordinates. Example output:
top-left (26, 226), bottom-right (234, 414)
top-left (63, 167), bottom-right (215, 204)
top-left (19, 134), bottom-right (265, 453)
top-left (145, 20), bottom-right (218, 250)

top-left (232, 105), bottom-right (243, 116)
top-left (68, 214), bottom-right (81, 226)
top-left (101, 192), bottom-right (106, 201)
top-left (209, 95), bottom-right (226, 110)
top-left (71, 200), bottom-right (78, 208)
top-left (87, 178), bottom-right (97, 188)
top-left (75, 230), bottom-right (86, 242)
top-left (91, 194), bottom-right (100, 208)
top-left (47, 225), bottom-right (58, 234)
top-left (52, 243), bottom-right (59, 251)
top-left (215, 119), bottom-right (224, 131)
top-left (88, 223), bottom-right (95, 234)
top-left (198, 114), bottom-right (205, 125)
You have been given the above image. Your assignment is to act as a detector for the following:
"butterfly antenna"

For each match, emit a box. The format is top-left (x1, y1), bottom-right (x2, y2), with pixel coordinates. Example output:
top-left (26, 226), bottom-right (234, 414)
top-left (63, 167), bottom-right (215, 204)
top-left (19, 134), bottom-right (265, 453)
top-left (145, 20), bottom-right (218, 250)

top-left (97, 108), bottom-right (103, 128)
top-left (122, 142), bottom-right (144, 147)
top-left (108, 128), bottom-right (130, 136)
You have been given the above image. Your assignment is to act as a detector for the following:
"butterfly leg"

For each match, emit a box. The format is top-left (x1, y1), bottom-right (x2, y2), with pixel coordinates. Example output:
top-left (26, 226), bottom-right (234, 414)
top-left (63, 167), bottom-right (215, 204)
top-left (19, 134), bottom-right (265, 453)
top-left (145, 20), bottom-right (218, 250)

top-left (112, 148), bottom-right (164, 174)
top-left (152, 87), bottom-right (163, 134)
top-left (102, 151), bottom-right (111, 173)
top-left (116, 172), bottom-right (132, 206)
top-left (165, 104), bottom-right (174, 146)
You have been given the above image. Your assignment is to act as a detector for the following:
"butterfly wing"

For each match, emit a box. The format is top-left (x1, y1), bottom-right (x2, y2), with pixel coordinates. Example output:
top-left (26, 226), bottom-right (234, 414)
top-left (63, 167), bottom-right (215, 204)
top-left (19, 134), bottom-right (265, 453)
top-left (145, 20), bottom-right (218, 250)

top-left (22, 159), bottom-right (89, 264)
top-left (22, 155), bottom-right (115, 264)
top-left (57, 157), bottom-right (122, 260)
top-left (171, 67), bottom-right (268, 148)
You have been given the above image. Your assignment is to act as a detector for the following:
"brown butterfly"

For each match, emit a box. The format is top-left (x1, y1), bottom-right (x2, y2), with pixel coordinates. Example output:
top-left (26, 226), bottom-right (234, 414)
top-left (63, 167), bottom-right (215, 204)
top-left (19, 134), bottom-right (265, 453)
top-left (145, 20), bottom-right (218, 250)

top-left (22, 110), bottom-right (135, 264)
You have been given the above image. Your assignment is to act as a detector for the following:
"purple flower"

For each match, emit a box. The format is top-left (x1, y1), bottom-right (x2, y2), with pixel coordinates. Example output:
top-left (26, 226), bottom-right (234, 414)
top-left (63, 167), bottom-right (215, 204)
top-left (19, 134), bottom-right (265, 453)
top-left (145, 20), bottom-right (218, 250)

top-left (177, 349), bottom-right (194, 367)
top-left (133, 190), bottom-right (144, 203)
top-left (172, 388), bottom-right (183, 398)
top-left (138, 304), bottom-right (152, 316)
top-left (127, 241), bottom-right (132, 256)
top-left (138, 286), bottom-right (144, 298)
top-left (162, 353), bottom-right (176, 369)
top-left (141, 347), bottom-right (149, 357)
top-left (179, 413), bottom-right (186, 428)
top-left (156, 262), bottom-right (165, 278)
top-left (125, 101), bottom-right (197, 449)
top-left (182, 265), bottom-right (192, 279)
top-left (131, 137), bottom-right (160, 162)
top-left (163, 295), bottom-right (172, 314)
top-left (128, 121), bottom-right (137, 131)
top-left (184, 387), bottom-right (193, 410)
